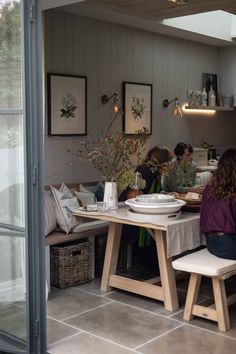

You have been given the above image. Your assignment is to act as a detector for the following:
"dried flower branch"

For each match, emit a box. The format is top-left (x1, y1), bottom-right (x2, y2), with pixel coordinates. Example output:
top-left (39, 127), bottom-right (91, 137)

top-left (69, 129), bottom-right (149, 187)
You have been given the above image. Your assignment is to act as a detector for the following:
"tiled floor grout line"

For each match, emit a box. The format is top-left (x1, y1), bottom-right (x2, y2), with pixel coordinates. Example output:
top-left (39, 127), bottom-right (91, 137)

top-left (47, 315), bottom-right (82, 331)
top-left (47, 331), bottom-right (82, 348)
top-left (75, 328), bottom-right (142, 353)
top-left (134, 323), bottom-right (185, 350)
top-left (73, 286), bottom-right (116, 298)
top-left (60, 300), bottom-right (115, 322)
top-left (48, 321), bottom-right (141, 354)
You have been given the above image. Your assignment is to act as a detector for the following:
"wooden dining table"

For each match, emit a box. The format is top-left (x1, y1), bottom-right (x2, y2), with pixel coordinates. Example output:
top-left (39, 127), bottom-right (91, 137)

top-left (73, 206), bottom-right (203, 311)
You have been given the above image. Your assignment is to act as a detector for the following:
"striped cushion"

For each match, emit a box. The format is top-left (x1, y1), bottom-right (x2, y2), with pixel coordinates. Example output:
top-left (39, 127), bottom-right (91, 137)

top-left (44, 192), bottom-right (57, 237)
top-left (50, 184), bottom-right (81, 234)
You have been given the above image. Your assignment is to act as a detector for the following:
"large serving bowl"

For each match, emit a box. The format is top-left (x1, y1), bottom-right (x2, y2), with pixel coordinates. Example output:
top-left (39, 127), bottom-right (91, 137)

top-left (135, 193), bottom-right (175, 204)
top-left (125, 198), bottom-right (186, 214)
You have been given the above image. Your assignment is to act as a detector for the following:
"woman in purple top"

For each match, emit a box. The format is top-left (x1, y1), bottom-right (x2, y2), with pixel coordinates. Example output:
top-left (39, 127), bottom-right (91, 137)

top-left (200, 148), bottom-right (236, 260)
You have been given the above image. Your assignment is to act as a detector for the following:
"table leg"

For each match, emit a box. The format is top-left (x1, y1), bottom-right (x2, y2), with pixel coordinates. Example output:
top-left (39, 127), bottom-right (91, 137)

top-left (154, 229), bottom-right (179, 311)
top-left (101, 222), bottom-right (122, 292)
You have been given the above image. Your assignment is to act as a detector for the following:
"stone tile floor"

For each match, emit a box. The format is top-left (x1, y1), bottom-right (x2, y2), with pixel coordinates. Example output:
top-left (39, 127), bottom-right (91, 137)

top-left (46, 275), bottom-right (236, 354)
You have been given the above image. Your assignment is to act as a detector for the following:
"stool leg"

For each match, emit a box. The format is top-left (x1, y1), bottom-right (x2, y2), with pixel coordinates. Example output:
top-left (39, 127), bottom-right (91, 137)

top-left (184, 273), bottom-right (202, 321)
top-left (212, 278), bottom-right (230, 331)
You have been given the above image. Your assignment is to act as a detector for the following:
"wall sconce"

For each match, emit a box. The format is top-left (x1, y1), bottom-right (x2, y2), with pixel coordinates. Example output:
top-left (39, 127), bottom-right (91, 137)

top-left (163, 97), bottom-right (183, 117)
top-left (101, 91), bottom-right (120, 113)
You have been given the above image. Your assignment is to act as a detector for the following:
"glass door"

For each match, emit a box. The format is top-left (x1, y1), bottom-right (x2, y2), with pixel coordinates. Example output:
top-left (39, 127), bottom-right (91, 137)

top-left (0, 1), bottom-right (46, 353)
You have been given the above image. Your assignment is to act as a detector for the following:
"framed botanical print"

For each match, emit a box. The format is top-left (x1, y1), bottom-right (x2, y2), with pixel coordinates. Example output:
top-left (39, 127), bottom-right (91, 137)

top-left (122, 82), bottom-right (152, 135)
top-left (47, 74), bottom-right (87, 136)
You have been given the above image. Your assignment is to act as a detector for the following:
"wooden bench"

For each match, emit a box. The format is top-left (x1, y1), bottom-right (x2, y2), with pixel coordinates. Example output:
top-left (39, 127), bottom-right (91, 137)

top-left (172, 248), bottom-right (236, 331)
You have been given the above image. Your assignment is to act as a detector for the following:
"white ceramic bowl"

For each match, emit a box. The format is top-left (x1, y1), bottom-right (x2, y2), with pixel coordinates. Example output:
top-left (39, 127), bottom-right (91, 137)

top-left (127, 209), bottom-right (181, 223)
top-left (135, 193), bottom-right (175, 204)
top-left (125, 198), bottom-right (186, 214)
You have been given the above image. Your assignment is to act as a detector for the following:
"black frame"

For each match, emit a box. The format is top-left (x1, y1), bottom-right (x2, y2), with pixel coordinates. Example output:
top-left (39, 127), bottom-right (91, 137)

top-left (47, 73), bottom-right (87, 136)
top-left (122, 81), bottom-right (152, 135)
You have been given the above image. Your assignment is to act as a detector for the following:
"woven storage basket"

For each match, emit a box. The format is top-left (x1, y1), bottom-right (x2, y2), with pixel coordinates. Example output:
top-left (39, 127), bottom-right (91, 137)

top-left (50, 239), bottom-right (92, 288)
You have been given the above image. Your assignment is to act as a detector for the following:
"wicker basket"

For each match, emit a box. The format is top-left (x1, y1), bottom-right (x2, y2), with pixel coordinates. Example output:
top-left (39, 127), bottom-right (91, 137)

top-left (50, 239), bottom-right (92, 288)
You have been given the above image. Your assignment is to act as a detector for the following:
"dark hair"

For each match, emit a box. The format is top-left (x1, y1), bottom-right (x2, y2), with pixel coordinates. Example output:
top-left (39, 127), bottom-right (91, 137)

top-left (188, 144), bottom-right (193, 154)
top-left (144, 146), bottom-right (170, 165)
top-left (210, 148), bottom-right (236, 198)
top-left (174, 142), bottom-right (187, 160)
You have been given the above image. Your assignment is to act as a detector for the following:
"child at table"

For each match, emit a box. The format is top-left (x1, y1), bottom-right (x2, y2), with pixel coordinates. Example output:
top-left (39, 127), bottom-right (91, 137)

top-left (200, 148), bottom-right (236, 260)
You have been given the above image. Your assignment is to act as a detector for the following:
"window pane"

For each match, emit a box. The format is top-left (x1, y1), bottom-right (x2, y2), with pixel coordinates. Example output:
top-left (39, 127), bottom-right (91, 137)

top-left (0, 0), bottom-right (22, 109)
top-left (0, 114), bottom-right (25, 228)
top-left (0, 234), bottom-right (26, 343)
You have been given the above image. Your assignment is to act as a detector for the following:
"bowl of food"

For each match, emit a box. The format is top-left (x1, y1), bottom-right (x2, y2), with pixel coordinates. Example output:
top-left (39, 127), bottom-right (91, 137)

top-left (173, 192), bottom-right (202, 205)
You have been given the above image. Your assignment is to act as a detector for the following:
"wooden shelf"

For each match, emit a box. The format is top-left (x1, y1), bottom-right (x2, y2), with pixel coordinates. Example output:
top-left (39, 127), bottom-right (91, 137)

top-left (185, 105), bottom-right (234, 111)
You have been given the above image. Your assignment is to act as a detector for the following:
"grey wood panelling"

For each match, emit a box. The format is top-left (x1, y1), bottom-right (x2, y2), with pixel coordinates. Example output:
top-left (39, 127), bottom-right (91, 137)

top-left (44, 9), bottom-right (236, 185)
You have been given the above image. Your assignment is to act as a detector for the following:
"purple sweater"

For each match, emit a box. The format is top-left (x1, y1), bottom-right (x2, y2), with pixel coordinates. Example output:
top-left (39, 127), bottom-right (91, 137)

top-left (200, 184), bottom-right (236, 234)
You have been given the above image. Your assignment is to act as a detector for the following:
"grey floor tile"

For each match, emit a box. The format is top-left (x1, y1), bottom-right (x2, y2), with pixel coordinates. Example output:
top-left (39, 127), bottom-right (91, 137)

top-left (48, 332), bottom-right (134, 354)
top-left (65, 301), bottom-right (181, 349)
top-left (47, 317), bottom-right (80, 345)
top-left (137, 324), bottom-right (236, 354)
top-left (0, 303), bottom-right (25, 319)
top-left (47, 287), bottom-right (111, 321)
top-left (0, 312), bottom-right (26, 341)
top-left (74, 278), bottom-right (107, 296)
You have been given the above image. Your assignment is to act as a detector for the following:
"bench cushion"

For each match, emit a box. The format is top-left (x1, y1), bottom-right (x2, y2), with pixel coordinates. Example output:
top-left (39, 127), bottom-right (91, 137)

top-left (172, 248), bottom-right (236, 277)
top-left (45, 220), bottom-right (109, 246)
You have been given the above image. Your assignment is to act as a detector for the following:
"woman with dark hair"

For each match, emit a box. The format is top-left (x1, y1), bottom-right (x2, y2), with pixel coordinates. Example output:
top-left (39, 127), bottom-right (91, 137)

top-left (137, 145), bottom-right (171, 194)
top-left (200, 148), bottom-right (236, 260)
top-left (119, 145), bottom-right (171, 270)
top-left (162, 142), bottom-right (203, 194)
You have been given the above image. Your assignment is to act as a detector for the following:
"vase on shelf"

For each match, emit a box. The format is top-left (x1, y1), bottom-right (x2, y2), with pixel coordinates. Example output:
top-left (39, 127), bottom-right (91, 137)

top-left (103, 181), bottom-right (118, 210)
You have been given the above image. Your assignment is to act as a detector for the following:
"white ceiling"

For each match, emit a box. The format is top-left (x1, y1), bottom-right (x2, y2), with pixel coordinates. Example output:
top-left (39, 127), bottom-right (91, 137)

top-left (42, 0), bottom-right (236, 47)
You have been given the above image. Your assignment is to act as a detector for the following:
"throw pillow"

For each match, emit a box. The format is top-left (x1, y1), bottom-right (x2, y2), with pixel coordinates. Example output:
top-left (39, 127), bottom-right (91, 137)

top-left (44, 192), bottom-right (57, 237)
top-left (50, 184), bottom-right (81, 234)
top-left (75, 184), bottom-right (96, 207)
top-left (91, 182), bottom-right (105, 202)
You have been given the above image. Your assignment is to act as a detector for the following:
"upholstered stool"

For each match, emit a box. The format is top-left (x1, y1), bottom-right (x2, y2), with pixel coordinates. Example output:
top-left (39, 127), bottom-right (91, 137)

top-left (172, 248), bottom-right (236, 331)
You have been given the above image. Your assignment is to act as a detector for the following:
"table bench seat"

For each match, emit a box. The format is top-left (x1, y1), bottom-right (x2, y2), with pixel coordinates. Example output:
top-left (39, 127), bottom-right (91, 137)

top-left (172, 248), bottom-right (236, 331)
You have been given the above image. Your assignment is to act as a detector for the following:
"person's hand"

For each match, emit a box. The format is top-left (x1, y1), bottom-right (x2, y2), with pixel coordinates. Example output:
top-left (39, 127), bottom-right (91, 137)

top-left (193, 186), bottom-right (205, 194)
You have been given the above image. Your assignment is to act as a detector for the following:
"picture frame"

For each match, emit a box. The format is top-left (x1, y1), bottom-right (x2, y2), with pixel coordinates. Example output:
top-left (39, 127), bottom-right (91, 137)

top-left (47, 73), bottom-right (87, 136)
top-left (122, 82), bottom-right (152, 135)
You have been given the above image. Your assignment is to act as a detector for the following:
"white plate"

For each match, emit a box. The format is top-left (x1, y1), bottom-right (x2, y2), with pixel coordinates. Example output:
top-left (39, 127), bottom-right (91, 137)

top-left (198, 165), bottom-right (217, 171)
top-left (135, 193), bottom-right (175, 204)
top-left (125, 198), bottom-right (186, 214)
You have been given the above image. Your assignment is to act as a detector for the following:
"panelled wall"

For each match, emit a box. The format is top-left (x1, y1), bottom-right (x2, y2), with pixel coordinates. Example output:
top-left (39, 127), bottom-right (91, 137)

top-left (44, 9), bottom-right (236, 185)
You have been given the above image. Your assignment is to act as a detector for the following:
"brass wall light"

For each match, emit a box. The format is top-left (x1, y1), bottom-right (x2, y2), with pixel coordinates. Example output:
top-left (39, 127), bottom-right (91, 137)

top-left (101, 91), bottom-right (120, 113)
top-left (163, 97), bottom-right (183, 117)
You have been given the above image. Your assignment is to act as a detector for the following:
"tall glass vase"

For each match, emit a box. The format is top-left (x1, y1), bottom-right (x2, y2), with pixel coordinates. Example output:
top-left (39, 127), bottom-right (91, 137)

top-left (103, 181), bottom-right (118, 210)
